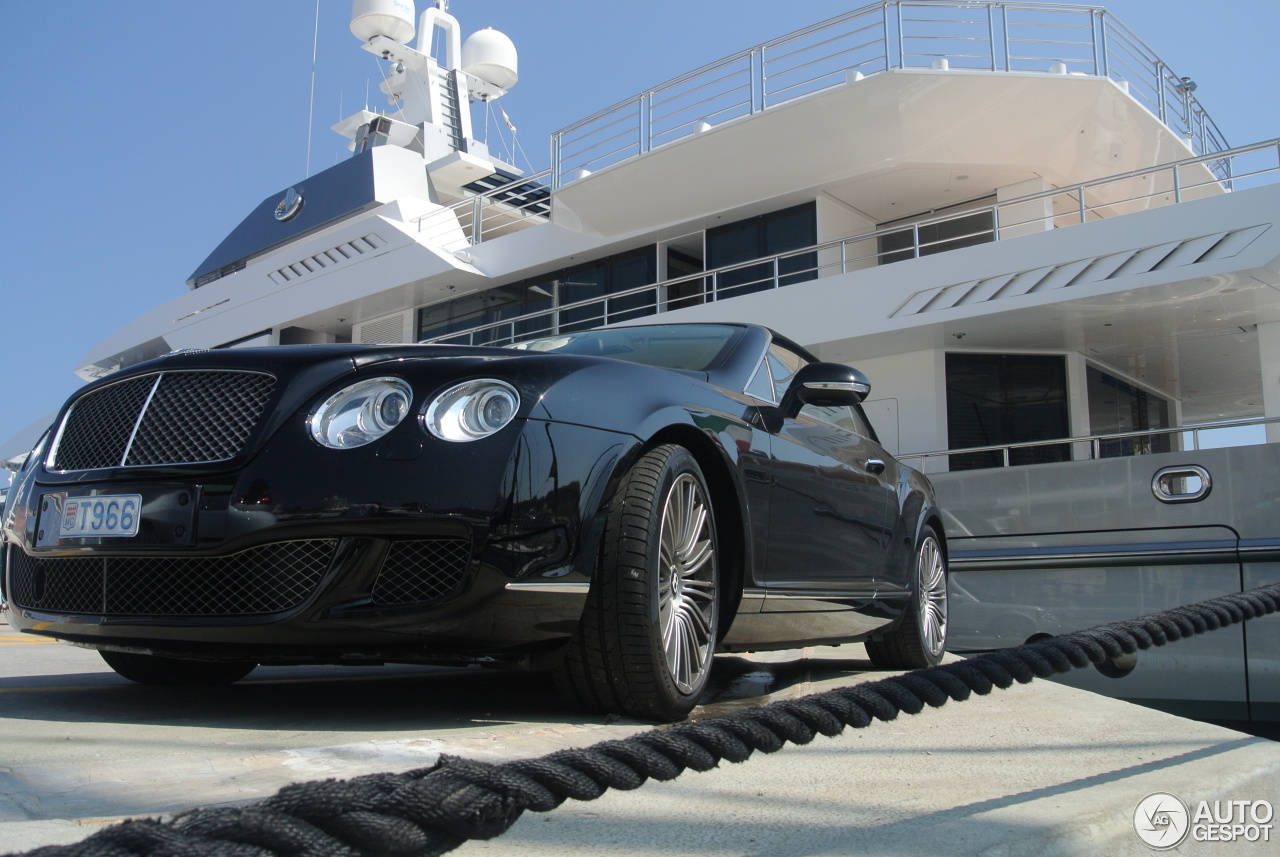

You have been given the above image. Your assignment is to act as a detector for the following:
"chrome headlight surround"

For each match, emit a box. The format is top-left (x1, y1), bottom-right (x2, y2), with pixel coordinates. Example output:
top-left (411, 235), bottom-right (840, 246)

top-left (309, 377), bottom-right (414, 450)
top-left (423, 379), bottom-right (520, 442)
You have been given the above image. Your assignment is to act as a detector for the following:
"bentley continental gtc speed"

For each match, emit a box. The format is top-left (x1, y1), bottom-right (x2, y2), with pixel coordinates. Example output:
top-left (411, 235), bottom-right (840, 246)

top-left (2, 323), bottom-right (948, 720)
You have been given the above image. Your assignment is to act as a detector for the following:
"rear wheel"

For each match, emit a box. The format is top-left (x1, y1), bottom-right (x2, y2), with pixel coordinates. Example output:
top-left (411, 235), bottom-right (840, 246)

top-left (557, 444), bottom-right (719, 721)
top-left (866, 525), bottom-right (948, 669)
top-left (100, 651), bottom-right (256, 685)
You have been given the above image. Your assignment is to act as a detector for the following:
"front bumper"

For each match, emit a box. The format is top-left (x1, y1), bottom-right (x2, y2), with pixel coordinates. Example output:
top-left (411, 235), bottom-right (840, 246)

top-left (2, 417), bottom-right (636, 664)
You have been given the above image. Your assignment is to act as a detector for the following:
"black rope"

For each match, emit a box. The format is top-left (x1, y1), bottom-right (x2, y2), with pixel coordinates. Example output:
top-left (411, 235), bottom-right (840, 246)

top-left (11, 581), bottom-right (1280, 857)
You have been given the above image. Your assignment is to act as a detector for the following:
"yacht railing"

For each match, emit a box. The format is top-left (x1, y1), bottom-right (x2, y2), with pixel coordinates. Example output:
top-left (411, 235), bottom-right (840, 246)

top-left (421, 138), bottom-right (1280, 347)
top-left (415, 1), bottom-right (1238, 249)
top-left (897, 416), bottom-right (1280, 474)
top-left (549, 1), bottom-right (1229, 188)
top-left (412, 166), bottom-right (556, 247)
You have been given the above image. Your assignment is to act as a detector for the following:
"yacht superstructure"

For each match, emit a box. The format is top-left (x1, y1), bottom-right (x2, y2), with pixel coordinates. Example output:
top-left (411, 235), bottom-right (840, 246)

top-left (28, 0), bottom-right (1280, 722)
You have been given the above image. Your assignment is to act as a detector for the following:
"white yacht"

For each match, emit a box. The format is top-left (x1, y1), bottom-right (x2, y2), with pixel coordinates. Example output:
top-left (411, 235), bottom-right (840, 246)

top-left (20, 1), bottom-right (1280, 723)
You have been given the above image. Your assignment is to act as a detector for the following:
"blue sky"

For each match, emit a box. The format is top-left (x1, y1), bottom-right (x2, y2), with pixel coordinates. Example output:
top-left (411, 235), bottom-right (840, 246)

top-left (1, 0), bottom-right (1277, 454)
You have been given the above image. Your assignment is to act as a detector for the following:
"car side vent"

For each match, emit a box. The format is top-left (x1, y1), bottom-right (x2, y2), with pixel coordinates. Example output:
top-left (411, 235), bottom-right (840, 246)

top-left (891, 224), bottom-right (1269, 317)
top-left (267, 233), bottom-right (387, 286)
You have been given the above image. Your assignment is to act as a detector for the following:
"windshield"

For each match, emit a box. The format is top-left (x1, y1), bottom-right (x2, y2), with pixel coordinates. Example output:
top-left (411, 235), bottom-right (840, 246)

top-left (509, 324), bottom-right (740, 371)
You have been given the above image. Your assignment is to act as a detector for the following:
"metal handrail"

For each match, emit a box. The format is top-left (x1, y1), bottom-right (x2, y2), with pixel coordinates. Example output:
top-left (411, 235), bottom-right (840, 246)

top-left (549, 1), bottom-right (1229, 187)
top-left (419, 137), bottom-right (1280, 346)
top-left (413, 2), bottom-right (1242, 248)
top-left (897, 416), bottom-right (1280, 473)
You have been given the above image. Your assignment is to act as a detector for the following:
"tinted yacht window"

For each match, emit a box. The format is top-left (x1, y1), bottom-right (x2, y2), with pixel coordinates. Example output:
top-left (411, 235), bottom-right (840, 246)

top-left (946, 353), bottom-right (1070, 470)
top-left (1087, 365), bottom-right (1171, 456)
top-left (706, 203), bottom-right (817, 298)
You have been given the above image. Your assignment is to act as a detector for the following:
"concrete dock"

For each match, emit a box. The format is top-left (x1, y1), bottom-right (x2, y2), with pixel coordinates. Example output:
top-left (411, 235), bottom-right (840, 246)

top-left (3, 624), bottom-right (1278, 856)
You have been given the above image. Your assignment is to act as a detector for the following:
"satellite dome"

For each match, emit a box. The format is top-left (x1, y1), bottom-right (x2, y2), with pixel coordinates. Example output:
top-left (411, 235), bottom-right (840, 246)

top-left (350, 0), bottom-right (416, 44)
top-left (462, 28), bottom-right (518, 90)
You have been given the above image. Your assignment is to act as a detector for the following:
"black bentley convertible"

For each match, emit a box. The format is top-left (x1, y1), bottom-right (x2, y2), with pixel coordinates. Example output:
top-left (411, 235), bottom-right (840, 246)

top-left (2, 323), bottom-right (947, 720)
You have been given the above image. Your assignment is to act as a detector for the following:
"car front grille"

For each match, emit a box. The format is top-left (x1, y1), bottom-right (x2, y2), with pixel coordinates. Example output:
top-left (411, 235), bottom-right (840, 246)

top-left (49, 370), bottom-right (277, 471)
top-left (7, 540), bottom-right (336, 616)
top-left (370, 539), bottom-right (472, 605)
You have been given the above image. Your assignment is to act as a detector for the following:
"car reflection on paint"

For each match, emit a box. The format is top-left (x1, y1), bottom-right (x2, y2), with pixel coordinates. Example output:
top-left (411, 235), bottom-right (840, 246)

top-left (2, 323), bottom-right (948, 721)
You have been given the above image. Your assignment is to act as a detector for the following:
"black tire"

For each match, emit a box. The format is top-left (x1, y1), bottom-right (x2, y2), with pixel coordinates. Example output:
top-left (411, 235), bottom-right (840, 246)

top-left (100, 650), bottom-right (256, 685)
top-left (866, 525), bottom-right (948, 670)
top-left (557, 444), bottom-right (719, 721)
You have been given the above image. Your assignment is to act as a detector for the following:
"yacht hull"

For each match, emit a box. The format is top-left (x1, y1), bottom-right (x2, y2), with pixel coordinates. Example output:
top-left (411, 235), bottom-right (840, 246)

top-left (939, 443), bottom-right (1280, 722)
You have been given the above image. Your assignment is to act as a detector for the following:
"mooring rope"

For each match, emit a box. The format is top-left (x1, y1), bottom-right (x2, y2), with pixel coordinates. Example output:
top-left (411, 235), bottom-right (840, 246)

top-left (11, 581), bottom-right (1280, 857)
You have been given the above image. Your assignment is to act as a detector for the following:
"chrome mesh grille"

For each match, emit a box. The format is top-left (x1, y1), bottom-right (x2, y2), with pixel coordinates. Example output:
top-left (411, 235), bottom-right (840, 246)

top-left (51, 371), bottom-right (276, 471)
top-left (52, 377), bottom-right (155, 472)
top-left (370, 539), bottom-right (472, 605)
top-left (7, 541), bottom-right (336, 616)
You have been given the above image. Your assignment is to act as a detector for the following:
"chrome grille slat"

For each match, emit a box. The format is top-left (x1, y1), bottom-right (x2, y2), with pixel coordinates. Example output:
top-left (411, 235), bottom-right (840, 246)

top-left (49, 370), bottom-right (276, 471)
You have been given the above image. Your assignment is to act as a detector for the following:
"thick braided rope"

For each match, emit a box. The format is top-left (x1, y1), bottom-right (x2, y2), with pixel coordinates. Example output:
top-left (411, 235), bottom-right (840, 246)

top-left (12, 581), bottom-right (1280, 857)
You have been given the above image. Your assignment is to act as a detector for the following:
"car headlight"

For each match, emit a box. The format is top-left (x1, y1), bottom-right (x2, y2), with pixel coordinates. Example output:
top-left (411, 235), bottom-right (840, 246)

top-left (423, 379), bottom-right (520, 442)
top-left (309, 377), bottom-right (413, 449)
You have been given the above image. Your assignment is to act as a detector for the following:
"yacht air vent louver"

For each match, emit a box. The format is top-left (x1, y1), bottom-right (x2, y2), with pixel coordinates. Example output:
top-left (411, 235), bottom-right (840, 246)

top-left (891, 225), bottom-right (1270, 317)
top-left (356, 314), bottom-right (409, 344)
top-left (49, 370), bottom-right (277, 471)
top-left (267, 233), bottom-right (387, 285)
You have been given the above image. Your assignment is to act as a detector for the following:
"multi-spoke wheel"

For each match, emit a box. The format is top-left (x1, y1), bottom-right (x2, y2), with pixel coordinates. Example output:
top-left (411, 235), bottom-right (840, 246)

top-left (557, 444), bottom-right (719, 721)
top-left (658, 472), bottom-right (718, 695)
top-left (866, 525), bottom-right (948, 670)
top-left (100, 651), bottom-right (256, 685)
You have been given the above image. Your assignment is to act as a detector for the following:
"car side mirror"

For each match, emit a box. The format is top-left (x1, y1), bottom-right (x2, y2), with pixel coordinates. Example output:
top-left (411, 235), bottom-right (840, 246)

top-left (780, 362), bottom-right (872, 417)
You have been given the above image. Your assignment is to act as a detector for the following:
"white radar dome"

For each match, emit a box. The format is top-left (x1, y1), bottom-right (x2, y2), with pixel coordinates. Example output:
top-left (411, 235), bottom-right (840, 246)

top-left (350, 0), bottom-right (416, 44)
top-left (462, 28), bottom-right (519, 90)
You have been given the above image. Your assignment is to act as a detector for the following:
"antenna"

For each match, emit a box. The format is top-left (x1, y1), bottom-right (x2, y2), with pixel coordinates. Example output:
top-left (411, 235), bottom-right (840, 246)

top-left (304, 0), bottom-right (320, 177)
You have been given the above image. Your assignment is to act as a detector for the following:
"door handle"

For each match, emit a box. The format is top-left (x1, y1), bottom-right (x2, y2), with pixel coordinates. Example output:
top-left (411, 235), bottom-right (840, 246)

top-left (1151, 465), bottom-right (1211, 503)
top-left (866, 459), bottom-right (886, 475)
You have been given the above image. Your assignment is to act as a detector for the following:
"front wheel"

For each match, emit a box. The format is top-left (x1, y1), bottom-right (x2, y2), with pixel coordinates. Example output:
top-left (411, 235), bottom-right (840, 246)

top-left (100, 651), bottom-right (256, 685)
top-left (866, 525), bottom-right (948, 670)
top-left (557, 444), bottom-right (720, 721)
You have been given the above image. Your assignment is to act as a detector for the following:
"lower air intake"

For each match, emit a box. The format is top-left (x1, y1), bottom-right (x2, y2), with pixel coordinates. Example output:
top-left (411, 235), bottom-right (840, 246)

top-left (370, 539), bottom-right (472, 605)
top-left (7, 540), bottom-right (337, 616)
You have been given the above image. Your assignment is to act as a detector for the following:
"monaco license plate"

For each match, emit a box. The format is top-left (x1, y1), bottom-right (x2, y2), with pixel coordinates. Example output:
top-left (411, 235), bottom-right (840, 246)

top-left (59, 494), bottom-right (142, 538)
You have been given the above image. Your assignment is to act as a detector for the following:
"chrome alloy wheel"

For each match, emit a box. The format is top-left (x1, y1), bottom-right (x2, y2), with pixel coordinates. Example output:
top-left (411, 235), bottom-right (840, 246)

top-left (918, 534), bottom-right (948, 659)
top-left (657, 473), bottom-right (718, 694)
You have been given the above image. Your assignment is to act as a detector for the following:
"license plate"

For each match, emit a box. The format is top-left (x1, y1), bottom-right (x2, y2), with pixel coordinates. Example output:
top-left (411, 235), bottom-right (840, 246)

top-left (59, 494), bottom-right (142, 538)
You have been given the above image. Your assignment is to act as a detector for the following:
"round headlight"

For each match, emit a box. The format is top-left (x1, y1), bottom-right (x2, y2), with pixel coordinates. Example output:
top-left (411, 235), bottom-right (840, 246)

top-left (423, 379), bottom-right (521, 442)
top-left (309, 377), bottom-right (414, 449)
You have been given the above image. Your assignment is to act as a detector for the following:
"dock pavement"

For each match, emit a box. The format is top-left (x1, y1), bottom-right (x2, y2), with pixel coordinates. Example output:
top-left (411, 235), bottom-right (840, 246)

top-left (3, 616), bottom-right (1278, 855)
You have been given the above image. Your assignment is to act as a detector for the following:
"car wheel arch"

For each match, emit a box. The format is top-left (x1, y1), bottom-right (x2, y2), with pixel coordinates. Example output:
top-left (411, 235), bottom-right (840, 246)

top-left (632, 424), bottom-right (748, 636)
top-left (920, 510), bottom-right (949, 563)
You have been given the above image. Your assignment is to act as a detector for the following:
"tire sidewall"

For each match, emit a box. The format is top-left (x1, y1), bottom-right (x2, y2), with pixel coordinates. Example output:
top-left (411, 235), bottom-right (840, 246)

top-left (640, 446), bottom-right (719, 708)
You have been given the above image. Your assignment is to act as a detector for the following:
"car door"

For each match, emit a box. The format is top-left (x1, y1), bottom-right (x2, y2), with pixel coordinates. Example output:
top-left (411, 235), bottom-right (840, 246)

top-left (752, 342), bottom-right (897, 588)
